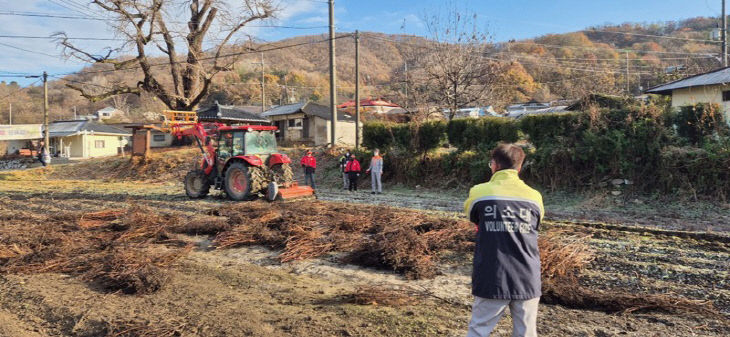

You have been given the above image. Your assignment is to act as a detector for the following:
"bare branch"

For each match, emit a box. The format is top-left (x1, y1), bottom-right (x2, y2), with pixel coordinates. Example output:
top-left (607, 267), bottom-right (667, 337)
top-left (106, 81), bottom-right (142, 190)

top-left (65, 83), bottom-right (141, 102)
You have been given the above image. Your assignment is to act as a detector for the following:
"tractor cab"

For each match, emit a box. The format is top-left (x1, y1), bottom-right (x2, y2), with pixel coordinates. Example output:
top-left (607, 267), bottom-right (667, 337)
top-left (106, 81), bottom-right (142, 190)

top-left (214, 126), bottom-right (281, 174)
top-left (216, 128), bottom-right (278, 162)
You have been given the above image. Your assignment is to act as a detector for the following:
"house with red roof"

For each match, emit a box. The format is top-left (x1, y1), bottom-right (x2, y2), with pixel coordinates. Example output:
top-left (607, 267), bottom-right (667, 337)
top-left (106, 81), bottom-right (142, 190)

top-left (337, 98), bottom-right (404, 114)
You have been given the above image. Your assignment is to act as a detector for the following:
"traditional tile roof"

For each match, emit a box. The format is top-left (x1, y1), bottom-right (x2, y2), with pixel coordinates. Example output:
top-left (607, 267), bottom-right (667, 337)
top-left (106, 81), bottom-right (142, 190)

top-left (263, 102), bottom-right (354, 122)
top-left (197, 102), bottom-right (271, 123)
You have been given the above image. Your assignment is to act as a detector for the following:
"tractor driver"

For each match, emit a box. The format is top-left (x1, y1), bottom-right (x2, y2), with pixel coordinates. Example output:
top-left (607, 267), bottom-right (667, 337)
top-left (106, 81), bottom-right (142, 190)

top-left (218, 133), bottom-right (233, 159)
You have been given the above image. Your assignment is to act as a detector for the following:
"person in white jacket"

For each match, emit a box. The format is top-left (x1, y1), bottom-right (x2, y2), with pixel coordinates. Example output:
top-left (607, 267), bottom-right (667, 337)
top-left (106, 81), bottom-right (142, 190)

top-left (366, 149), bottom-right (384, 194)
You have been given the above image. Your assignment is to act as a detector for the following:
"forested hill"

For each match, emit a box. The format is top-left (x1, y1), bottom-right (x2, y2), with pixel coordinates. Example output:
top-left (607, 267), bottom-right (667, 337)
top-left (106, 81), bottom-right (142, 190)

top-left (1, 16), bottom-right (723, 124)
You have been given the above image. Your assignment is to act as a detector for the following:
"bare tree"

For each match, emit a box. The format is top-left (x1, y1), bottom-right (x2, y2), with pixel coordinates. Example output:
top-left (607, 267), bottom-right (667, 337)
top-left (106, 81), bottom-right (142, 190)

top-left (58, 0), bottom-right (276, 111)
top-left (410, 7), bottom-right (501, 120)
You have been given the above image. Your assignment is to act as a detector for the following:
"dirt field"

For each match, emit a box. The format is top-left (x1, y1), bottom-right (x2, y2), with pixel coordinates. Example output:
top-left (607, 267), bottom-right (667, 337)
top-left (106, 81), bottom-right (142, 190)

top-left (1, 150), bottom-right (728, 336)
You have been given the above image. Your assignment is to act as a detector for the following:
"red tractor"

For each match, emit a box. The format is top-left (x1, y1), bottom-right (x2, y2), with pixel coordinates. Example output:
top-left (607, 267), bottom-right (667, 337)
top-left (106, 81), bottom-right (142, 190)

top-left (170, 121), bottom-right (313, 201)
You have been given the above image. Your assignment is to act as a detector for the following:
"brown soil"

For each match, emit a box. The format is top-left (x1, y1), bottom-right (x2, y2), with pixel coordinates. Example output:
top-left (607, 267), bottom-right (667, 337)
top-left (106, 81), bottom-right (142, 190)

top-left (0, 149), bottom-right (728, 336)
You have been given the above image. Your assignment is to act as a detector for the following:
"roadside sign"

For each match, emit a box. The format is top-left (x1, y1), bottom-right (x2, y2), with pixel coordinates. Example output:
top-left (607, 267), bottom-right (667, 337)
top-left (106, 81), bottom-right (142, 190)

top-left (0, 124), bottom-right (42, 141)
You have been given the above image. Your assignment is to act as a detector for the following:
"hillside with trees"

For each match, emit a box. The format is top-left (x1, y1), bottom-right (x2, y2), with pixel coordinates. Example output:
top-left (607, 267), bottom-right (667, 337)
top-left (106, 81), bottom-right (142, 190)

top-left (0, 15), bottom-right (724, 124)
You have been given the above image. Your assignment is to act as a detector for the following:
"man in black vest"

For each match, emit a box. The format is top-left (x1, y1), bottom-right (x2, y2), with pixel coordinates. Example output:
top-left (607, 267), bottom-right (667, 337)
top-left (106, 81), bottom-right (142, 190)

top-left (464, 144), bottom-right (544, 337)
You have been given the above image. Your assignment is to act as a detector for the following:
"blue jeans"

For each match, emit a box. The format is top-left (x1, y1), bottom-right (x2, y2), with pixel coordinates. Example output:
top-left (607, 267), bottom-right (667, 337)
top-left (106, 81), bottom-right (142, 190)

top-left (304, 172), bottom-right (316, 189)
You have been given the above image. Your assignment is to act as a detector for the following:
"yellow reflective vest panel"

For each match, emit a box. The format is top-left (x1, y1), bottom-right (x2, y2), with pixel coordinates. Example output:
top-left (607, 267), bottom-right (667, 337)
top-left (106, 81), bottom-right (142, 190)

top-left (463, 169), bottom-right (544, 300)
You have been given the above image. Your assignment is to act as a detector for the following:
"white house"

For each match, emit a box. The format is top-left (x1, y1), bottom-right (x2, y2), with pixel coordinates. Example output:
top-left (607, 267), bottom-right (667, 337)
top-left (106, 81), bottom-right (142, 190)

top-left (447, 106), bottom-right (500, 119)
top-left (95, 106), bottom-right (125, 121)
top-left (646, 66), bottom-right (730, 125)
top-left (46, 120), bottom-right (131, 158)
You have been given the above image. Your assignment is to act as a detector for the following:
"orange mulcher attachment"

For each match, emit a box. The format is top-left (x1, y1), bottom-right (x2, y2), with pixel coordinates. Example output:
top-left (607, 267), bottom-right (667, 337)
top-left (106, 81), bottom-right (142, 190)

top-left (277, 182), bottom-right (315, 200)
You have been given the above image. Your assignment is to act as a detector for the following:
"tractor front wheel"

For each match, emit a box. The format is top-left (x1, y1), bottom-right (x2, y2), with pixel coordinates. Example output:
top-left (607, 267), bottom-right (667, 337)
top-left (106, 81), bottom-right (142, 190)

top-left (184, 169), bottom-right (210, 199)
top-left (271, 163), bottom-right (295, 186)
top-left (224, 162), bottom-right (254, 201)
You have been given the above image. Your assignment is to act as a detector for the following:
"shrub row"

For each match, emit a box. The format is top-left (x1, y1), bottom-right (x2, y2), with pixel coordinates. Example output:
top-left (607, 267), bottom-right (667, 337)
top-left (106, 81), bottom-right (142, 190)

top-left (361, 104), bottom-right (730, 198)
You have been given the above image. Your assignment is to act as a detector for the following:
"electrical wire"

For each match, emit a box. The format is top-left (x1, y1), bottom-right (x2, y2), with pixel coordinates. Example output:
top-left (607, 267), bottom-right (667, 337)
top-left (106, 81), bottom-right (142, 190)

top-left (0, 41), bottom-right (59, 58)
top-left (0, 11), bottom-right (106, 20)
top-left (0, 35), bottom-right (119, 41)
top-left (46, 0), bottom-right (98, 19)
top-left (581, 29), bottom-right (717, 43)
top-left (52, 33), bottom-right (353, 77)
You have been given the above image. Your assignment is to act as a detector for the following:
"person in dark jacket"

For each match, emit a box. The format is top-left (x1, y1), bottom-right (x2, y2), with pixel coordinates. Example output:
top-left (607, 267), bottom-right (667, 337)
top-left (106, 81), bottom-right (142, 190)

top-left (37, 140), bottom-right (47, 167)
top-left (463, 144), bottom-right (544, 337)
top-left (339, 150), bottom-right (351, 190)
top-left (300, 150), bottom-right (317, 189)
top-left (344, 154), bottom-right (361, 192)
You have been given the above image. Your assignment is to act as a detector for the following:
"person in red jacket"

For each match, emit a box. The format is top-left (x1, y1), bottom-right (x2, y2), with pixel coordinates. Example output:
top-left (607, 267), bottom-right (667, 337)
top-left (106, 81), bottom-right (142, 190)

top-left (345, 154), bottom-right (361, 191)
top-left (300, 150), bottom-right (317, 189)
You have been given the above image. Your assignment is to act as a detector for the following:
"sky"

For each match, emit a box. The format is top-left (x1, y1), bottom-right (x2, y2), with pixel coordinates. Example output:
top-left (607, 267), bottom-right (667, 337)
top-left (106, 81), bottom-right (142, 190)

top-left (0, 0), bottom-right (722, 86)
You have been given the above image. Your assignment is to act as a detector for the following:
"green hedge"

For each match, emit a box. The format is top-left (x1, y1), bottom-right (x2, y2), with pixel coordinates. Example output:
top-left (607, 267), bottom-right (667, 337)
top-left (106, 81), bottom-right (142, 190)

top-left (362, 121), bottom-right (446, 154)
top-left (656, 145), bottom-right (730, 197)
top-left (671, 103), bottom-right (729, 145)
top-left (360, 106), bottom-right (729, 198)
top-left (518, 113), bottom-right (586, 148)
top-left (446, 117), bottom-right (519, 151)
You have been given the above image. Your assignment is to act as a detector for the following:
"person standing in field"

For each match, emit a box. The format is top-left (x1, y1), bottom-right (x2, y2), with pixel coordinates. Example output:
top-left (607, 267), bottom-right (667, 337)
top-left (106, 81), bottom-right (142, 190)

top-left (300, 150), bottom-right (317, 189)
top-left (463, 143), bottom-right (544, 337)
top-left (366, 149), bottom-right (383, 194)
top-left (339, 150), bottom-right (351, 190)
top-left (345, 154), bottom-right (361, 192)
top-left (37, 140), bottom-right (47, 167)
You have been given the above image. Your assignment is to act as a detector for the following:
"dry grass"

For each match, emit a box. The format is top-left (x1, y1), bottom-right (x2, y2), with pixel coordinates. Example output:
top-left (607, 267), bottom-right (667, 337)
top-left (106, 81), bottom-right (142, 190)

top-left (347, 285), bottom-right (422, 306)
top-left (108, 319), bottom-right (185, 337)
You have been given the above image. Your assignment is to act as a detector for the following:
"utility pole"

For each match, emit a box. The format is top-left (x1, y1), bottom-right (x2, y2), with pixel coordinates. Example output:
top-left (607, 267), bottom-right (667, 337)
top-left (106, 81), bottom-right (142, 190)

top-left (625, 51), bottom-right (630, 95)
top-left (252, 53), bottom-right (266, 113)
top-left (355, 30), bottom-right (360, 150)
top-left (723, 0), bottom-right (728, 66)
top-left (328, 0), bottom-right (337, 147)
top-left (8, 103), bottom-right (11, 125)
top-left (404, 61), bottom-right (408, 109)
top-left (42, 71), bottom-right (50, 165)
top-left (73, 106), bottom-right (77, 120)
top-left (261, 52), bottom-right (265, 113)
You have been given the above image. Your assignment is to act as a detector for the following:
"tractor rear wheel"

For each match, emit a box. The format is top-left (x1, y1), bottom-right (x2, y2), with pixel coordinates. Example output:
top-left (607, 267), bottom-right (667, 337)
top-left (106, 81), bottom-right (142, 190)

top-left (271, 163), bottom-right (295, 186)
top-left (224, 162), bottom-right (254, 201)
top-left (184, 169), bottom-right (210, 199)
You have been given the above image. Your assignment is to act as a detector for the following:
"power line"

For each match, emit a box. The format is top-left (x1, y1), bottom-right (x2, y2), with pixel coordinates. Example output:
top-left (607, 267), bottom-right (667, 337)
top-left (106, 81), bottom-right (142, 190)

top-left (505, 40), bottom-right (715, 56)
top-left (0, 41), bottom-right (59, 58)
top-left (491, 52), bottom-right (714, 62)
top-left (581, 29), bottom-right (717, 43)
top-left (0, 11), bottom-right (106, 20)
top-left (481, 14), bottom-right (718, 44)
top-left (51, 75), bottom-right (117, 90)
top-left (0, 34), bottom-right (118, 41)
top-left (46, 0), bottom-right (98, 19)
top-left (52, 34), bottom-right (353, 77)
top-left (248, 25), bottom-right (329, 30)
top-left (364, 35), bottom-right (656, 76)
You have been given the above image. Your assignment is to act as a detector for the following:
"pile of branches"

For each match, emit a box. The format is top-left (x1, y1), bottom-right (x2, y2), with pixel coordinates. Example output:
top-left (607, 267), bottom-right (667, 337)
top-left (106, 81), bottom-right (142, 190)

top-left (208, 201), bottom-right (722, 316)
top-left (0, 205), bottom-right (189, 294)
top-left (211, 201), bottom-right (472, 279)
